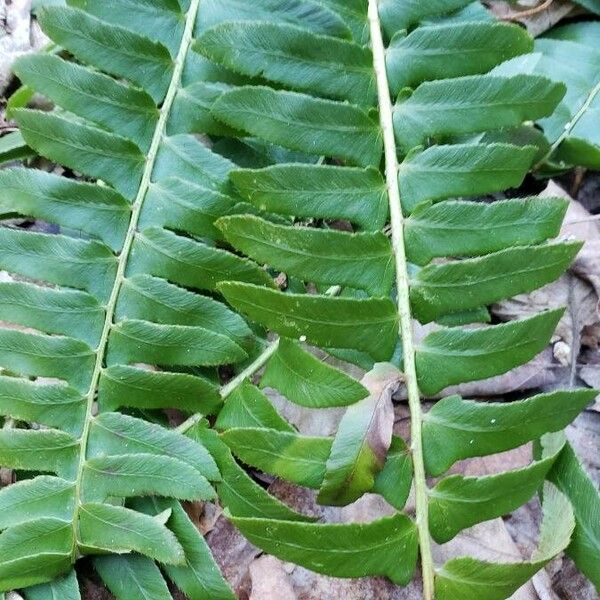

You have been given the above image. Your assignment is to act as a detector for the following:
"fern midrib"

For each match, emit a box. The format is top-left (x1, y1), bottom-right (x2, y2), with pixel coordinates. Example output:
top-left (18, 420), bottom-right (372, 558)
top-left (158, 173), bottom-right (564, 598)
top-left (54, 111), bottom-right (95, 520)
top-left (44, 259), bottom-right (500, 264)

top-left (177, 337), bottom-right (281, 434)
top-left (70, 0), bottom-right (201, 557)
top-left (539, 78), bottom-right (600, 167)
top-left (367, 2), bottom-right (435, 598)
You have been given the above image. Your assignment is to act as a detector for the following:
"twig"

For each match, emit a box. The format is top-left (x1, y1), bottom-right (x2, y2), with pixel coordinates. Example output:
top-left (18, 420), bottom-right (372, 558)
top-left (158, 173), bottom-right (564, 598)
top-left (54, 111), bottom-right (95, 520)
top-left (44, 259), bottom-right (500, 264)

top-left (500, 0), bottom-right (554, 20)
top-left (565, 214), bottom-right (600, 224)
top-left (567, 276), bottom-right (581, 388)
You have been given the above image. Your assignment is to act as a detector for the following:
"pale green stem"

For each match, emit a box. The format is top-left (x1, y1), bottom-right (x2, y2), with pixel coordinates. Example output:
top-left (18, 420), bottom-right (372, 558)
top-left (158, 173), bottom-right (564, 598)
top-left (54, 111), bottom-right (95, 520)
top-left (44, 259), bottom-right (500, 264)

top-left (70, 0), bottom-right (202, 556)
top-left (367, 1), bottom-right (435, 598)
top-left (537, 79), bottom-right (600, 169)
top-left (177, 337), bottom-right (281, 434)
top-left (177, 284), bottom-right (342, 435)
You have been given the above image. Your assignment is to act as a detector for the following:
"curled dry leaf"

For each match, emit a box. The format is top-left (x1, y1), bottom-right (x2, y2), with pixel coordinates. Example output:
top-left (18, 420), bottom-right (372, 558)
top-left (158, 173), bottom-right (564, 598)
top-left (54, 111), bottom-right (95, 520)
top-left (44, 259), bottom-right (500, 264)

top-left (487, 0), bottom-right (577, 36)
top-left (555, 182), bottom-right (600, 301)
top-left (267, 386), bottom-right (346, 437)
top-left (317, 363), bottom-right (402, 506)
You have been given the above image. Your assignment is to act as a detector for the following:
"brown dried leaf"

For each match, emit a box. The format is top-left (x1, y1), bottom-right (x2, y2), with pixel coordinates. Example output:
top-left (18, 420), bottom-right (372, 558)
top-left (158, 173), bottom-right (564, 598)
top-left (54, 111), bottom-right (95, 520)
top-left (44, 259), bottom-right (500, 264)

top-left (267, 386), bottom-right (346, 436)
top-left (544, 180), bottom-right (600, 301)
top-left (487, 0), bottom-right (576, 36)
top-left (493, 273), bottom-right (599, 348)
top-left (449, 443), bottom-right (532, 478)
top-left (355, 363), bottom-right (402, 470)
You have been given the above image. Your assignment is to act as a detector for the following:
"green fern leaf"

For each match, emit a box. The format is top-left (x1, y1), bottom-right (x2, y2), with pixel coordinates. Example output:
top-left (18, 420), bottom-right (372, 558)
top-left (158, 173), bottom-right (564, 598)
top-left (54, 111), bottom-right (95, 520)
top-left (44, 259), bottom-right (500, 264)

top-left (231, 164), bottom-right (389, 231)
top-left (416, 309), bottom-right (564, 395)
top-left (24, 570), bottom-right (80, 600)
top-left (435, 484), bottom-right (574, 600)
top-left (393, 74), bottom-right (565, 152)
top-left (213, 86), bottom-right (383, 166)
top-left (219, 282), bottom-right (399, 360)
top-left (398, 143), bottom-right (536, 212)
top-left (386, 21), bottom-right (532, 93)
top-left (197, 22), bottom-right (375, 104)
top-left (215, 380), bottom-right (295, 431)
top-left (190, 423), bottom-right (312, 522)
top-left (404, 197), bottom-right (567, 265)
top-left (2, 0), bottom-right (598, 596)
top-left (228, 511), bottom-right (418, 584)
top-left (543, 438), bottom-right (600, 589)
top-left (260, 338), bottom-right (369, 408)
top-left (94, 555), bottom-right (172, 600)
top-left (218, 215), bottom-right (395, 296)
top-left (429, 452), bottom-right (559, 543)
top-left (423, 390), bottom-right (597, 476)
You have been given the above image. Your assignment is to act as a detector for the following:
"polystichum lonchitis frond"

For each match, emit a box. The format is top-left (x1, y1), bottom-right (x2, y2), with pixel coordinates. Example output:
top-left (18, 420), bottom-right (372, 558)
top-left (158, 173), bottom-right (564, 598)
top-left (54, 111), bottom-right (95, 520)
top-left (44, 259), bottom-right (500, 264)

top-left (190, 1), bottom-right (597, 599)
top-left (0, 0), bottom-right (289, 597)
top-left (1, 0), bottom-right (599, 599)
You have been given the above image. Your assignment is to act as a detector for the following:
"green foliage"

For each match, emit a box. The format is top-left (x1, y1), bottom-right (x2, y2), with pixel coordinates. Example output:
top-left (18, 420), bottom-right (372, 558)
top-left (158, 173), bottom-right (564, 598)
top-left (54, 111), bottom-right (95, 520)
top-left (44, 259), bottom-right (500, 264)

top-left (261, 338), bottom-right (369, 408)
top-left (435, 483), bottom-right (575, 600)
top-left (24, 570), bottom-right (80, 600)
top-left (218, 215), bottom-right (395, 295)
top-left (228, 511), bottom-right (418, 585)
top-left (423, 390), bottom-right (597, 476)
top-left (542, 436), bottom-right (600, 588)
top-left (220, 282), bottom-right (399, 361)
top-left (535, 23), bottom-right (600, 169)
top-left (493, 21), bottom-right (600, 169)
top-left (0, 0), bottom-right (257, 595)
top-left (230, 164), bottom-right (389, 230)
top-left (386, 21), bottom-right (532, 93)
top-left (0, 0), bottom-right (598, 598)
top-left (0, 132), bottom-right (34, 165)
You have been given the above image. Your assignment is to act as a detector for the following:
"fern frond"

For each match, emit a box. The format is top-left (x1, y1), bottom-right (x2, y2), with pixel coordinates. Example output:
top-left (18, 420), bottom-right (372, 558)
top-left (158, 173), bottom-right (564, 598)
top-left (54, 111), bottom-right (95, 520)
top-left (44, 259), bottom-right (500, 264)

top-left (1, 0), bottom-right (598, 597)
top-left (0, 0), bottom-right (283, 594)
top-left (186, 1), bottom-right (598, 597)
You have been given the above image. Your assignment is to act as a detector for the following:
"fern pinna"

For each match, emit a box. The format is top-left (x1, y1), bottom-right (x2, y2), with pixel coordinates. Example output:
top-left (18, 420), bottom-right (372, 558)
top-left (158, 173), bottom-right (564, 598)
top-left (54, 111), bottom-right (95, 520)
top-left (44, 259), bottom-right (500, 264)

top-left (0, 0), bottom-right (599, 599)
